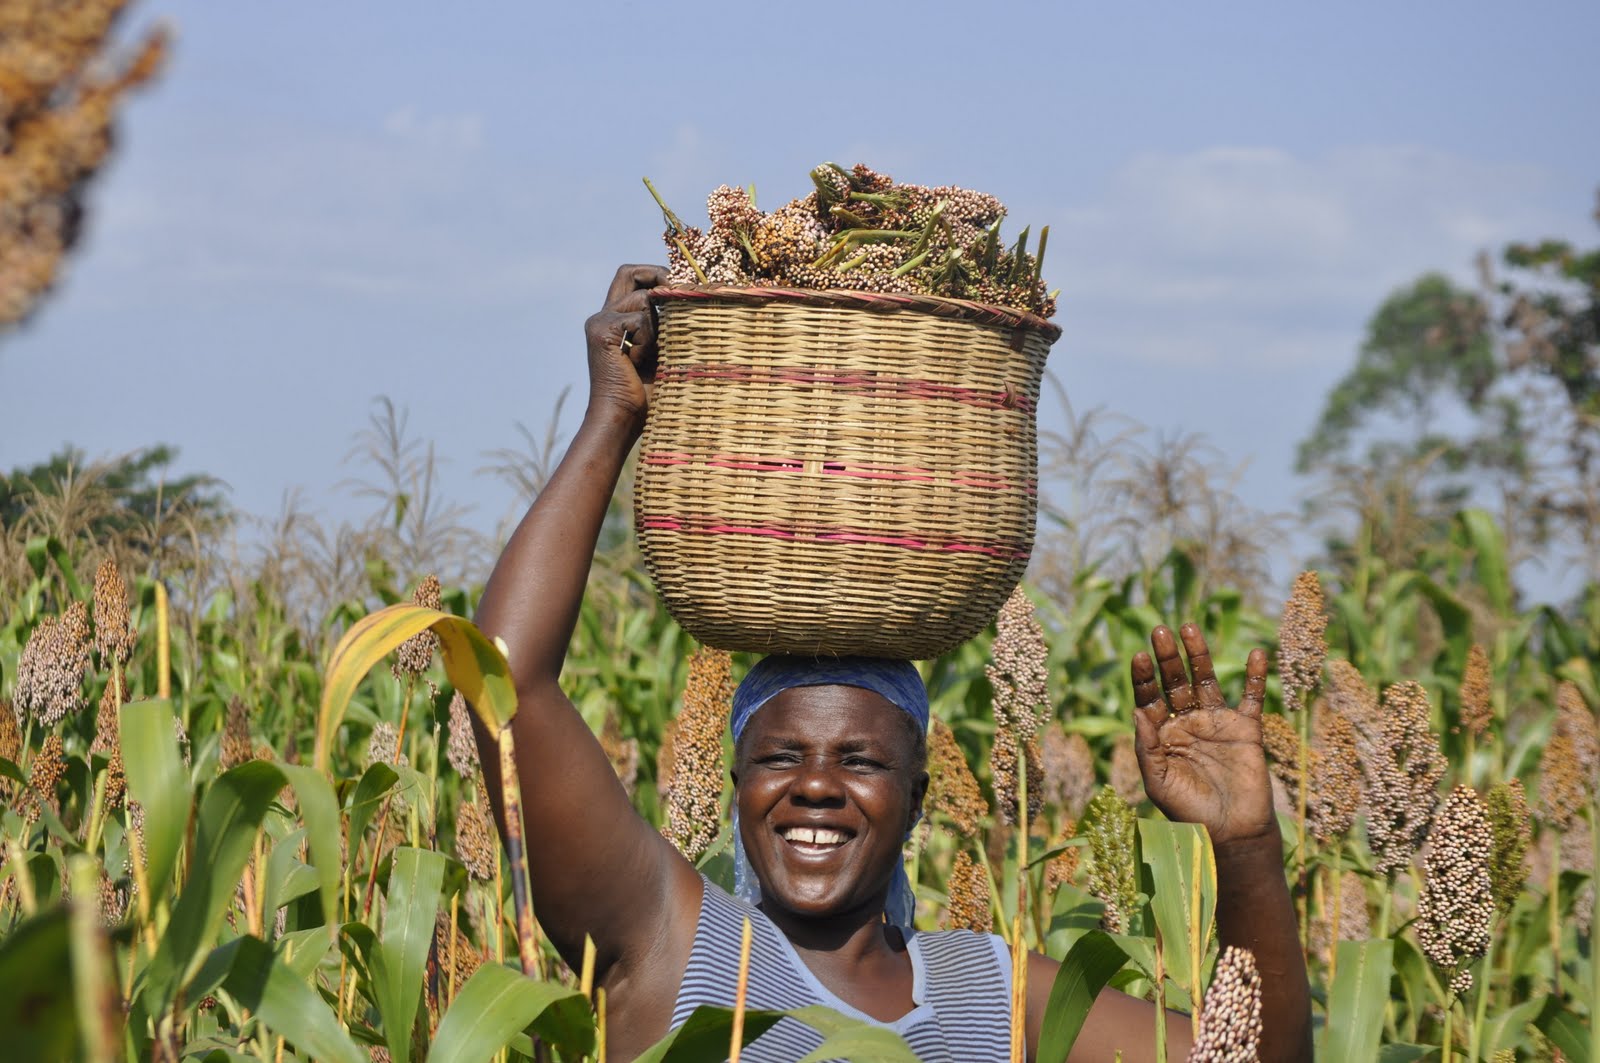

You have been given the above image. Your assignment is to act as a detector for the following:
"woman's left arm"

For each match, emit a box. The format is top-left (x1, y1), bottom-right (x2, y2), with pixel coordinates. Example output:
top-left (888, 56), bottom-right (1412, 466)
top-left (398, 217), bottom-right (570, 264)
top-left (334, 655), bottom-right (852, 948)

top-left (1127, 623), bottom-right (1312, 1063)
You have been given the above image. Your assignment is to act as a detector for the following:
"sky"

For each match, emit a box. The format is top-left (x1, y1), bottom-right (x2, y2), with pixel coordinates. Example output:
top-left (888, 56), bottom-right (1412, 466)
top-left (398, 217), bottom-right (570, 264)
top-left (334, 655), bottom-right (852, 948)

top-left (3, 1), bottom-right (1597, 597)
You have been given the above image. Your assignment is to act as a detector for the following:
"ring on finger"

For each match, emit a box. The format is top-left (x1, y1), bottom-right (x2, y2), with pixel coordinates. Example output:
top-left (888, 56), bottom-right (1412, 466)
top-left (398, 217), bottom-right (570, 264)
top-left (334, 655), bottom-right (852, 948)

top-left (619, 330), bottom-right (634, 352)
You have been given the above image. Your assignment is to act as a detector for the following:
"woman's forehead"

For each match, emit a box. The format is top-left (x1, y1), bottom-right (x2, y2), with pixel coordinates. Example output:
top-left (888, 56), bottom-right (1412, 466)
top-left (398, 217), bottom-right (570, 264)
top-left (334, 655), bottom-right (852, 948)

top-left (744, 684), bottom-right (906, 736)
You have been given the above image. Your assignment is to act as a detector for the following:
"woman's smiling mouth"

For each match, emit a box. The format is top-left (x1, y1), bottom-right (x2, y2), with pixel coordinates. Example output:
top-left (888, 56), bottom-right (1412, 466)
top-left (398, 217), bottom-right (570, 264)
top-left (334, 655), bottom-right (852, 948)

top-left (779, 825), bottom-right (853, 854)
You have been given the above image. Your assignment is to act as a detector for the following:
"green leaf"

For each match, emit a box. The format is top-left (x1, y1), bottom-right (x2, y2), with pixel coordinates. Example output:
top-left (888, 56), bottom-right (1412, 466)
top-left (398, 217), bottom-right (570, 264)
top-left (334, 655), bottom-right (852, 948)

top-left (372, 847), bottom-right (447, 1063)
top-left (790, 1003), bottom-right (922, 1061)
top-left (279, 765), bottom-right (343, 933)
top-left (431, 963), bottom-right (593, 1063)
top-left (1037, 931), bottom-right (1127, 1063)
top-left (118, 699), bottom-right (191, 901)
top-left (0, 909), bottom-right (76, 1061)
top-left (1137, 818), bottom-right (1216, 1000)
top-left (1454, 508), bottom-right (1511, 615)
top-left (1320, 939), bottom-right (1392, 1062)
top-left (348, 762), bottom-right (399, 848)
top-left (1536, 995), bottom-right (1591, 1063)
top-left (25, 536), bottom-right (84, 600)
top-left (220, 936), bottom-right (365, 1063)
top-left (315, 604), bottom-right (518, 771)
top-left (1478, 992), bottom-right (1544, 1059)
top-left (1374, 1045), bottom-right (1434, 1062)
top-left (631, 1004), bottom-right (785, 1063)
top-left (144, 760), bottom-right (286, 1012)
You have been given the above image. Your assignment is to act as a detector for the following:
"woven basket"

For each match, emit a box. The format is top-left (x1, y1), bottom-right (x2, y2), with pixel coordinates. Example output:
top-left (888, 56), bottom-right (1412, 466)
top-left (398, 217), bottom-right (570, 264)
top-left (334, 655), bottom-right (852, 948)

top-left (634, 286), bottom-right (1060, 660)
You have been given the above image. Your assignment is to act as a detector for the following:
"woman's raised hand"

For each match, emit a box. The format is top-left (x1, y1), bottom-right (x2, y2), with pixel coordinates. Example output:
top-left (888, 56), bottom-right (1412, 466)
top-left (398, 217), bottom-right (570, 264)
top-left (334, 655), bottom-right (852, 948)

top-left (584, 264), bottom-right (670, 430)
top-left (1129, 624), bottom-right (1276, 850)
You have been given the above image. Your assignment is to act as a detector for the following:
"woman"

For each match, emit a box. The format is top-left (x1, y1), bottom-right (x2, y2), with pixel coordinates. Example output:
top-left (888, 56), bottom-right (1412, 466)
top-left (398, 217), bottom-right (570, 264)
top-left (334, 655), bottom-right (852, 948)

top-left (471, 265), bottom-right (1311, 1061)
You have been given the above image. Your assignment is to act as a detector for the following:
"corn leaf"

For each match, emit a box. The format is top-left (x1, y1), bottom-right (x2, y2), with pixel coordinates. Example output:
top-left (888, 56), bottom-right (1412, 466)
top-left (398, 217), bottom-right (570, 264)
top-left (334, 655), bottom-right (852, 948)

top-left (1037, 931), bottom-right (1128, 1063)
top-left (1536, 994), bottom-right (1591, 1063)
top-left (431, 962), bottom-right (593, 1063)
top-left (0, 909), bottom-right (76, 1061)
top-left (1320, 939), bottom-right (1392, 1062)
top-left (632, 1004), bottom-right (786, 1063)
top-left (1137, 818), bottom-right (1216, 1001)
top-left (118, 698), bottom-right (189, 901)
top-left (219, 935), bottom-right (365, 1063)
top-left (1454, 508), bottom-right (1511, 616)
top-left (143, 760), bottom-right (286, 1012)
top-left (279, 764), bottom-right (342, 933)
top-left (371, 846), bottom-right (447, 1063)
top-left (789, 1004), bottom-right (921, 1061)
top-left (315, 603), bottom-right (517, 771)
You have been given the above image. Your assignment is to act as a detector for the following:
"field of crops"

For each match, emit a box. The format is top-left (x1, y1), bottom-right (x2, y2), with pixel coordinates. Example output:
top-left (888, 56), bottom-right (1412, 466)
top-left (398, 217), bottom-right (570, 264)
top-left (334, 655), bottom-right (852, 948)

top-left (0, 485), bottom-right (1596, 1060)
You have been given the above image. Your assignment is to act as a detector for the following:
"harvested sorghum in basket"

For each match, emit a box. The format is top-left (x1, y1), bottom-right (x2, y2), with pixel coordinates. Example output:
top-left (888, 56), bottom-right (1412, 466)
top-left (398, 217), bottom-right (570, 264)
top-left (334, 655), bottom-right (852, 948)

top-left (647, 163), bottom-right (1057, 318)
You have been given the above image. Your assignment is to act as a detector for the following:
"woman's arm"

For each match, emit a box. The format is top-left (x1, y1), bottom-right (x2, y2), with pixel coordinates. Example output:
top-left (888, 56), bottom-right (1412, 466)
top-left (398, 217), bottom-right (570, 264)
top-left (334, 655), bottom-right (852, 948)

top-left (469, 265), bottom-right (702, 982)
top-left (1026, 624), bottom-right (1311, 1063)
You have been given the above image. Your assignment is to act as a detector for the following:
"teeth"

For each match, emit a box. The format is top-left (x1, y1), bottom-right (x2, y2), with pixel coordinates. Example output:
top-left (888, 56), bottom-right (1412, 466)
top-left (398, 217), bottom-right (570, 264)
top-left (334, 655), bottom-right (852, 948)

top-left (783, 827), bottom-right (846, 846)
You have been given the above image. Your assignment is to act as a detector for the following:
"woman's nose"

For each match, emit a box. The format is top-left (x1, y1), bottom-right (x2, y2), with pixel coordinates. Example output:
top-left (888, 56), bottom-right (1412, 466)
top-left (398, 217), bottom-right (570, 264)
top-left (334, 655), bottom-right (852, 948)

top-left (792, 757), bottom-right (846, 804)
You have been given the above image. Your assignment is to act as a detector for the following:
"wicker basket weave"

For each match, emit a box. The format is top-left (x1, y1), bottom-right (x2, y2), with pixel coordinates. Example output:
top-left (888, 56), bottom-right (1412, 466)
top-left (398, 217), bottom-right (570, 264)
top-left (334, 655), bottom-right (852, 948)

top-left (634, 286), bottom-right (1060, 660)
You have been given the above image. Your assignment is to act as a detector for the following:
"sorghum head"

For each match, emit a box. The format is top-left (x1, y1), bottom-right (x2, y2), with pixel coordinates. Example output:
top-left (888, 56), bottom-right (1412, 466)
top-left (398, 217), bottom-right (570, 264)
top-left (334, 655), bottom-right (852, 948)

top-left (1416, 785), bottom-right (1494, 996)
top-left (1276, 571), bottom-right (1328, 711)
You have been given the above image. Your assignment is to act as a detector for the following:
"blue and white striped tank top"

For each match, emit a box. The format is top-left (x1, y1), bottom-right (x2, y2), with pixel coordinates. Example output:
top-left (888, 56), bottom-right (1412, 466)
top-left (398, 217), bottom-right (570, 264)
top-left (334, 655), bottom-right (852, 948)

top-left (671, 880), bottom-right (1013, 1061)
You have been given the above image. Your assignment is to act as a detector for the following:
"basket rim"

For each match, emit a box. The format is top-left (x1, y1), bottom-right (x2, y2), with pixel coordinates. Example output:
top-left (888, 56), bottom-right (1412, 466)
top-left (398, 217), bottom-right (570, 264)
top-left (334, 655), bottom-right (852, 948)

top-left (648, 284), bottom-right (1062, 342)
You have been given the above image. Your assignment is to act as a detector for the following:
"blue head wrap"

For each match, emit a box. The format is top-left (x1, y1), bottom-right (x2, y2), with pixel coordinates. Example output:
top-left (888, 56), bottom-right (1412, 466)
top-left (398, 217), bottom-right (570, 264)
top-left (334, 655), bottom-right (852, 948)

top-left (729, 656), bottom-right (929, 930)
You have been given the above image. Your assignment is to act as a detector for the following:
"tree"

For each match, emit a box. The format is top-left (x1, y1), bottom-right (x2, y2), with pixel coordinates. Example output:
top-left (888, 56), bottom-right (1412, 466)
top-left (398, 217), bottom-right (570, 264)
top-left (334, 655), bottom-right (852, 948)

top-left (1, 0), bottom-right (167, 330)
top-left (1298, 190), bottom-right (1600, 588)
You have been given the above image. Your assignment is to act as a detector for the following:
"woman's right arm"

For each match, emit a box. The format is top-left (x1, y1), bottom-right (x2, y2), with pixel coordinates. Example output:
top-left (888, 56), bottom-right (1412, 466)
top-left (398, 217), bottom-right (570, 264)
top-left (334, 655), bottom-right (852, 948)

top-left (469, 264), bottom-right (702, 981)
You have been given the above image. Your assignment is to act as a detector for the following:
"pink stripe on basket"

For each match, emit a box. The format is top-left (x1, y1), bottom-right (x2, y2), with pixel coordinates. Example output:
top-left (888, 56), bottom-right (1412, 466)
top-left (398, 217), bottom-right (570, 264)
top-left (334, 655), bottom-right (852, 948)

top-left (638, 515), bottom-right (1030, 560)
top-left (641, 452), bottom-right (1032, 491)
top-left (657, 364), bottom-right (1035, 413)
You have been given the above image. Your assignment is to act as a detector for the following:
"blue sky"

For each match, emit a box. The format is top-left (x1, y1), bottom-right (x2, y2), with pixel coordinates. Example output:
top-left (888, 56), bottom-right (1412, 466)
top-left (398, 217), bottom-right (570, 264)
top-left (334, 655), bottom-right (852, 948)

top-left (3, 1), bottom-right (1597, 593)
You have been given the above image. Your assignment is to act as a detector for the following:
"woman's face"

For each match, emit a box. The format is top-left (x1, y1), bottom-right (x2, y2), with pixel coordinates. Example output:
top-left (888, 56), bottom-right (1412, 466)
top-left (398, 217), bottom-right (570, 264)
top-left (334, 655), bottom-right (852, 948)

top-left (733, 685), bottom-right (928, 921)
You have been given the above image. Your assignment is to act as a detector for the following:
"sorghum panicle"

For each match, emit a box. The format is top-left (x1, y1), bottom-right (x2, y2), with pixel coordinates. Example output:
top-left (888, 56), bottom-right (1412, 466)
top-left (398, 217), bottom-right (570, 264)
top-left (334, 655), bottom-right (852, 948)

top-left (91, 558), bottom-right (134, 666)
top-left (434, 910), bottom-right (483, 995)
top-left (1458, 644), bottom-right (1493, 739)
top-left (25, 732), bottom-right (66, 820)
top-left (1322, 659), bottom-right (1382, 758)
top-left (0, 700), bottom-right (19, 765)
top-left (392, 575), bottom-right (442, 680)
top-left (1108, 733), bottom-right (1145, 807)
top-left (1188, 946), bottom-right (1264, 1063)
top-left (1044, 819), bottom-right (1080, 900)
top-left (220, 695), bottom-right (254, 771)
top-left (987, 588), bottom-right (1053, 825)
top-left (942, 848), bottom-right (992, 933)
top-left (15, 601), bottom-right (92, 727)
top-left (446, 692), bottom-right (480, 779)
top-left (1561, 816), bottom-right (1595, 936)
top-left (1554, 681), bottom-right (1597, 795)
top-left (454, 782), bottom-right (498, 882)
top-left (1485, 778), bottom-right (1532, 917)
top-left (1276, 571), bottom-right (1329, 711)
top-left (1085, 786), bottom-right (1139, 934)
top-left (1311, 709), bottom-right (1362, 843)
top-left (1039, 726), bottom-right (1095, 819)
top-left (927, 718), bottom-right (988, 839)
top-left (1367, 681), bottom-right (1446, 876)
top-left (1416, 785), bottom-right (1494, 996)
top-left (663, 647), bottom-right (732, 862)
top-left (1538, 734), bottom-right (1585, 831)
top-left (600, 710), bottom-right (640, 797)
top-left (367, 721), bottom-right (404, 769)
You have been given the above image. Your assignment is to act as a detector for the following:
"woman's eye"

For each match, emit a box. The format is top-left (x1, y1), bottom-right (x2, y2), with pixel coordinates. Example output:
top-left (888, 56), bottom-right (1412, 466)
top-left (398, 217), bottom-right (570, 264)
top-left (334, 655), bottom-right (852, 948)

top-left (760, 752), bottom-right (800, 766)
top-left (842, 755), bottom-right (884, 770)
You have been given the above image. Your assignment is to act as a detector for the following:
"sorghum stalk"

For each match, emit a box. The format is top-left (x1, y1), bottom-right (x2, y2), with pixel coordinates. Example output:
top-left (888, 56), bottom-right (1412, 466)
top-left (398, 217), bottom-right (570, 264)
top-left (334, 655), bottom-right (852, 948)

top-left (729, 916), bottom-right (754, 1063)
top-left (497, 725), bottom-right (538, 977)
top-left (1010, 737), bottom-right (1029, 1063)
top-left (1152, 920), bottom-right (1167, 1063)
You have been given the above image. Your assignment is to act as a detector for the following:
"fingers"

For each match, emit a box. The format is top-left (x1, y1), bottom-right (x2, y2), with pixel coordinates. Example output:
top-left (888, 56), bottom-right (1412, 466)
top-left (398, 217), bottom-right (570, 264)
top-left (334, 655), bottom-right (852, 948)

top-left (604, 264), bottom-right (670, 310)
top-left (1150, 625), bottom-right (1196, 713)
top-left (1130, 650), bottom-right (1167, 725)
top-left (1238, 648), bottom-right (1268, 720)
top-left (1180, 622), bottom-right (1226, 713)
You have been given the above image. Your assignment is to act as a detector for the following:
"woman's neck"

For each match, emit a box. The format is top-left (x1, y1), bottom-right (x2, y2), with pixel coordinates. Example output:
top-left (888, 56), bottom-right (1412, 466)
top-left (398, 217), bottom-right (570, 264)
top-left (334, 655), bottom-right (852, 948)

top-left (757, 892), bottom-right (904, 964)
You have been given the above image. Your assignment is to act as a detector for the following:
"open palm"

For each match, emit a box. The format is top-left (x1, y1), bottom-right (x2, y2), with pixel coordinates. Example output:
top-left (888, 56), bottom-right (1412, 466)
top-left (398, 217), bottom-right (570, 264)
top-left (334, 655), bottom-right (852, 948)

top-left (1130, 623), bottom-right (1276, 849)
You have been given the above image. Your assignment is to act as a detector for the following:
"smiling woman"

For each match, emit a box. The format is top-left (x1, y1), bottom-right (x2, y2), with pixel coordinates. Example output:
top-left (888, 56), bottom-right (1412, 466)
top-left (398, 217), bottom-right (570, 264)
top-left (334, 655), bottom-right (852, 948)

top-left (468, 265), bottom-right (1311, 1062)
